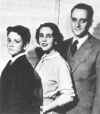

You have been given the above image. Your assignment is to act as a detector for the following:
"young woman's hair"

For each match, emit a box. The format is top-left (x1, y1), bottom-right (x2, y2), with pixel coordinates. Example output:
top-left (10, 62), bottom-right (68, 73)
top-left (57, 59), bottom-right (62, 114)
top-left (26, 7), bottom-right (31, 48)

top-left (7, 25), bottom-right (31, 47)
top-left (36, 22), bottom-right (63, 43)
top-left (35, 22), bottom-right (64, 51)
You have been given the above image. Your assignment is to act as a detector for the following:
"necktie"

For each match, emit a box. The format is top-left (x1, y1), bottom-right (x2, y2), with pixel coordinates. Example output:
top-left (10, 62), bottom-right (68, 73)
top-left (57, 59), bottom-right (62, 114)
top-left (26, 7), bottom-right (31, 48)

top-left (71, 40), bottom-right (78, 56)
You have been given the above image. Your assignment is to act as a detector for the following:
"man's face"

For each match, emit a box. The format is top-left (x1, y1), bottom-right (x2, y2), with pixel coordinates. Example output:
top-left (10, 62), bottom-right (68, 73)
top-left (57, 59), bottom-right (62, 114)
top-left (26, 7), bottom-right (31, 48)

top-left (71, 8), bottom-right (90, 38)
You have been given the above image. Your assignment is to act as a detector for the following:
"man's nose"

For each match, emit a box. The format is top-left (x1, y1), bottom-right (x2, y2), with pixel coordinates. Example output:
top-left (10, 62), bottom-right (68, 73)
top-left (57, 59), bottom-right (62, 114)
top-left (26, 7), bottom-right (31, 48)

top-left (76, 21), bottom-right (80, 27)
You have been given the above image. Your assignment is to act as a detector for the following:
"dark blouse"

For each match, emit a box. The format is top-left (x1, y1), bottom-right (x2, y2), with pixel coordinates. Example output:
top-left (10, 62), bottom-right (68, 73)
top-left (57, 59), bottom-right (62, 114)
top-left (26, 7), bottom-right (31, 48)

top-left (0, 55), bottom-right (42, 114)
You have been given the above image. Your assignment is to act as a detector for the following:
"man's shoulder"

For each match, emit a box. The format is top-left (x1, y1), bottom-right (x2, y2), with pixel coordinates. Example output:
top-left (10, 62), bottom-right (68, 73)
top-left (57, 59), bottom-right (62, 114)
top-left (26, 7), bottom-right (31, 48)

top-left (61, 38), bottom-right (72, 48)
top-left (90, 35), bottom-right (100, 46)
top-left (64, 37), bottom-right (73, 44)
top-left (88, 35), bottom-right (100, 54)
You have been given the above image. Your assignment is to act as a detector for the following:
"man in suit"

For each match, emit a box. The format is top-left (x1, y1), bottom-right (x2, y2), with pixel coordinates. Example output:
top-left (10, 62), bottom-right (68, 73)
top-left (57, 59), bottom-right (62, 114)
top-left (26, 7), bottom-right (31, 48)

top-left (62, 3), bottom-right (100, 114)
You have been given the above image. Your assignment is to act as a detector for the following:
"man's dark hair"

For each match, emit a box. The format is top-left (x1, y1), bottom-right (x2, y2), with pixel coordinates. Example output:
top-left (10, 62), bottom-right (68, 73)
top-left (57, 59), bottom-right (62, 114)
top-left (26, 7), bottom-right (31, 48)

top-left (71, 3), bottom-right (94, 25)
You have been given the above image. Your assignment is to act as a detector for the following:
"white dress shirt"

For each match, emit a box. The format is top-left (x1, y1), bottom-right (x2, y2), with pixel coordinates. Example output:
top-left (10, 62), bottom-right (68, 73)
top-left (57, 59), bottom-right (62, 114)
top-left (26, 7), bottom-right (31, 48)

top-left (73, 34), bottom-right (89, 50)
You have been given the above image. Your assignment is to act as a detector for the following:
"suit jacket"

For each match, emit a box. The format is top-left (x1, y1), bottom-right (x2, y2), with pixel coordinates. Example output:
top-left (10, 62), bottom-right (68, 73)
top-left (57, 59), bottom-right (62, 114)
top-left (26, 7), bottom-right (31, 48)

top-left (62, 34), bottom-right (100, 114)
top-left (0, 55), bottom-right (42, 114)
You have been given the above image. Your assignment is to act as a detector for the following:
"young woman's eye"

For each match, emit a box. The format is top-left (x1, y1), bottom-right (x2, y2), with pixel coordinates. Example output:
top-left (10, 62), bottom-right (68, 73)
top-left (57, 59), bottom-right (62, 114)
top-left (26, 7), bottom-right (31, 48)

top-left (46, 34), bottom-right (52, 38)
top-left (39, 33), bottom-right (44, 37)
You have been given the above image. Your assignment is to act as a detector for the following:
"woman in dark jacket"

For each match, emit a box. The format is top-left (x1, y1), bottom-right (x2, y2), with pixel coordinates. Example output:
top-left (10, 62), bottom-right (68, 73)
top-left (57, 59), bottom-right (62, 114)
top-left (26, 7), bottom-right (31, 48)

top-left (0, 25), bottom-right (42, 114)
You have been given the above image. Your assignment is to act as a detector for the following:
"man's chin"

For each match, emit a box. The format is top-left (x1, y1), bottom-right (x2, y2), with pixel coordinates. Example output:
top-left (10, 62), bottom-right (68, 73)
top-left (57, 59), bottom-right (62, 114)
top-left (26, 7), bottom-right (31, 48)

top-left (75, 33), bottom-right (88, 38)
top-left (74, 30), bottom-right (88, 38)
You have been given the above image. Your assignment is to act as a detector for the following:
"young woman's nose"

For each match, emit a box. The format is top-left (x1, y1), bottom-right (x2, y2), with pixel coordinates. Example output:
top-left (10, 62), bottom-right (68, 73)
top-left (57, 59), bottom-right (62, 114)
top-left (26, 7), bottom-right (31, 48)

top-left (42, 36), bottom-right (47, 41)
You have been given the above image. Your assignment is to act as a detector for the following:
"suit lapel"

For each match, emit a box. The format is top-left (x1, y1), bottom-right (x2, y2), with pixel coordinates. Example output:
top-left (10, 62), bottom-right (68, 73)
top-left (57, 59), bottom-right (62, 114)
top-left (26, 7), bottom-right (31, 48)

top-left (69, 35), bottom-right (94, 73)
top-left (65, 38), bottom-right (73, 60)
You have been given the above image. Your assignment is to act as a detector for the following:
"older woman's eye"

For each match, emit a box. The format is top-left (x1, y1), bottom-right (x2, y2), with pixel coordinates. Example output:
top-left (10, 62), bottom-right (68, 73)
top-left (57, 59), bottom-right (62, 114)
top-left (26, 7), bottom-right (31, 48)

top-left (72, 17), bottom-right (77, 22)
top-left (7, 38), bottom-right (11, 43)
top-left (14, 39), bottom-right (22, 43)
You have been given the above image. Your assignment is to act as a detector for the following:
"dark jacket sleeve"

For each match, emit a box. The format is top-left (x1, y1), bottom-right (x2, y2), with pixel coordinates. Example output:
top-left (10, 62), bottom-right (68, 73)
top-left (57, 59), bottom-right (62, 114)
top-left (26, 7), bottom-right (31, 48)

top-left (15, 56), bottom-right (42, 106)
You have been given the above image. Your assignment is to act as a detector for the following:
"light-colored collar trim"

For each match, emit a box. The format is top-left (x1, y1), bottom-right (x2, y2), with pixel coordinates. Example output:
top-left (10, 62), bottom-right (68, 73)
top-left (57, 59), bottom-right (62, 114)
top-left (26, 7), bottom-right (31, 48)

top-left (41, 50), bottom-right (59, 60)
top-left (10, 52), bottom-right (26, 63)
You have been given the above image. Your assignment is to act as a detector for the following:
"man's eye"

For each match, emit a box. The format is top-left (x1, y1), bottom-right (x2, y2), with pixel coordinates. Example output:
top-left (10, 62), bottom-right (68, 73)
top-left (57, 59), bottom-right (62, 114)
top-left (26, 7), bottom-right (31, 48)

top-left (80, 19), bottom-right (87, 23)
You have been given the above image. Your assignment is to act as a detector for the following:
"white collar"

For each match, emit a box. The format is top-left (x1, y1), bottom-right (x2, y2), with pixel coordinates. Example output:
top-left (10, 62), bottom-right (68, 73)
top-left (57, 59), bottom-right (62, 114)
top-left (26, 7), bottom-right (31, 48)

top-left (41, 50), bottom-right (59, 61)
top-left (73, 34), bottom-right (89, 49)
top-left (10, 52), bottom-right (26, 63)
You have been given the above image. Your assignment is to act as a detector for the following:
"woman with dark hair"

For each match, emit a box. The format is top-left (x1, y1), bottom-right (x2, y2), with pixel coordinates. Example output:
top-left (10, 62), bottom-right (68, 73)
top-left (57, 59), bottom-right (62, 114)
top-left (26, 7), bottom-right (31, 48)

top-left (35, 22), bottom-right (75, 114)
top-left (0, 25), bottom-right (42, 114)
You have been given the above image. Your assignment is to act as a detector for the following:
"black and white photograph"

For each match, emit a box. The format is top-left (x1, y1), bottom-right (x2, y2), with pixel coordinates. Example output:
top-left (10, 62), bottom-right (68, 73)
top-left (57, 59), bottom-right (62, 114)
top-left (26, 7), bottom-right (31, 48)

top-left (0, 0), bottom-right (100, 114)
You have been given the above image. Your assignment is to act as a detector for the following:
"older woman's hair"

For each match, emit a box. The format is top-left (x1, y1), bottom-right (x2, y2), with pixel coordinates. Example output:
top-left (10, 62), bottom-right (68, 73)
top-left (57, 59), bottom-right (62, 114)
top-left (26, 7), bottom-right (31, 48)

top-left (7, 25), bottom-right (31, 47)
top-left (35, 22), bottom-right (64, 45)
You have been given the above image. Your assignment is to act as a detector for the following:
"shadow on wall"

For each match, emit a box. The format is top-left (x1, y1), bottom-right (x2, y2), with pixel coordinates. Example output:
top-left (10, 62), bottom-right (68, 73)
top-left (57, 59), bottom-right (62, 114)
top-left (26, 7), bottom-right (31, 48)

top-left (26, 47), bottom-right (43, 68)
top-left (93, 22), bottom-right (100, 39)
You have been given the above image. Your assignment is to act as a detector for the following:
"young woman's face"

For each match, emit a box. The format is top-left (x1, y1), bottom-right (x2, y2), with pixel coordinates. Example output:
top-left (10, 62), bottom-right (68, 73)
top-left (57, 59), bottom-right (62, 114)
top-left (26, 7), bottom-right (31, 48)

top-left (7, 31), bottom-right (24, 57)
top-left (39, 27), bottom-right (54, 52)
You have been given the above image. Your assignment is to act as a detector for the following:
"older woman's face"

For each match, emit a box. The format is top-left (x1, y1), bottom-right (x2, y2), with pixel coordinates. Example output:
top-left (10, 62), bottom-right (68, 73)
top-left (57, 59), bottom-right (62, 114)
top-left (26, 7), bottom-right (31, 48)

top-left (7, 31), bottom-right (24, 57)
top-left (39, 27), bottom-right (54, 52)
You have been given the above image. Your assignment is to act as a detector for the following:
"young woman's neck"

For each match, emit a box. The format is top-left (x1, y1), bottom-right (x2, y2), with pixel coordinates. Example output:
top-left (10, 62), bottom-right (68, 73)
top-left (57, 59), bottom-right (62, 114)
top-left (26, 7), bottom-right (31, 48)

top-left (44, 49), bottom-right (56, 55)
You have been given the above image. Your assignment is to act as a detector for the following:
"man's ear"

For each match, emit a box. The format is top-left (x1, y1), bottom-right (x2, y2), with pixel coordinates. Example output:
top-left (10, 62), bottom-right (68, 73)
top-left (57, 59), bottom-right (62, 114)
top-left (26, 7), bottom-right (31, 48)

top-left (88, 19), bottom-right (93, 28)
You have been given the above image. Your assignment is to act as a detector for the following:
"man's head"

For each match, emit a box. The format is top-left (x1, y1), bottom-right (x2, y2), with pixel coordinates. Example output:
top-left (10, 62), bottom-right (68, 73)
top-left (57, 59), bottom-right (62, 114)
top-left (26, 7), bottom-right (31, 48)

top-left (71, 3), bottom-right (94, 38)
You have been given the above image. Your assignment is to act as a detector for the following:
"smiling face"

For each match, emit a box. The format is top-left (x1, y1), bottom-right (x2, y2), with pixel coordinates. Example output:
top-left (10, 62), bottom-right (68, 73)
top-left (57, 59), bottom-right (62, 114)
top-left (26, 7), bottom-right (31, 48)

top-left (71, 8), bottom-right (90, 38)
top-left (39, 27), bottom-right (54, 52)
top-left (7, 32), bottom-right (24, 57)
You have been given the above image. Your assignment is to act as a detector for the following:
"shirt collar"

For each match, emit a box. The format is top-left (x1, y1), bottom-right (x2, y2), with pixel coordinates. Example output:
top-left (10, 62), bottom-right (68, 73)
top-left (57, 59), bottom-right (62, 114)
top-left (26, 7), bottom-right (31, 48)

top-left (73, 34), bottom-right (89, 49)
top-left (41, 50), bottom-right (59, 61)
top-left (10, 52), bottom-right (26, 63)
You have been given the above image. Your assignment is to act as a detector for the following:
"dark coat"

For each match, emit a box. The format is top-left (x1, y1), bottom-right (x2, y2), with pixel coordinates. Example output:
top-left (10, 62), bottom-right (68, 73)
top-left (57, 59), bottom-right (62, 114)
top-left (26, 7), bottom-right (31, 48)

top-left (62, 34), bottom-right (100, 114)
top-left (0, 55), bottom-right (42, 114)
